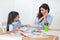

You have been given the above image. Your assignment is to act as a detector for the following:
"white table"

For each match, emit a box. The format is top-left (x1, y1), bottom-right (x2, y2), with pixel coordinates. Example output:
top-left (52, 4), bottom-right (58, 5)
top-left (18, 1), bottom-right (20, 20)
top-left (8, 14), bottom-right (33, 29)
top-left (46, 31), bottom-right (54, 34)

top-left (0, 34), bottom-right (22, 40)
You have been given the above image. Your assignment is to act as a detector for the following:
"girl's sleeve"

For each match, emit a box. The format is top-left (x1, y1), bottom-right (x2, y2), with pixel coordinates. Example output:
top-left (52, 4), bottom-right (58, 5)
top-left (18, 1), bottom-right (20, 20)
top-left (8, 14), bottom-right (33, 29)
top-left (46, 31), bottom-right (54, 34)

top-left (9, 24), bottom-right (13, 31)
top-left (18, 20), bottom-right (22, 27)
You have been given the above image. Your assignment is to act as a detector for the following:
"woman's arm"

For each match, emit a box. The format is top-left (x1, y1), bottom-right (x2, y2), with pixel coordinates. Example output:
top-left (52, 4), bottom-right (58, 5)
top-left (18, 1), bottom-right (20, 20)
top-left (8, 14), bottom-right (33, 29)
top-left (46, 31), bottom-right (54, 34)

top-left (43, 14), bottom-right (49, 25)
top-left (38, 16), bottom-right (44, 23)
top-left (49, 28), bottom-right (60, 31)
top-left (44, 17), bottom-right (48, 24)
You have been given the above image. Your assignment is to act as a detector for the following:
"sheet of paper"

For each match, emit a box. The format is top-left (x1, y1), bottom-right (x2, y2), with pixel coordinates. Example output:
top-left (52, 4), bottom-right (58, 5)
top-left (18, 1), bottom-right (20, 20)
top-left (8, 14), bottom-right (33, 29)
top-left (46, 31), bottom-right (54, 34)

top-left (19, 27), bottom-right (37, 32)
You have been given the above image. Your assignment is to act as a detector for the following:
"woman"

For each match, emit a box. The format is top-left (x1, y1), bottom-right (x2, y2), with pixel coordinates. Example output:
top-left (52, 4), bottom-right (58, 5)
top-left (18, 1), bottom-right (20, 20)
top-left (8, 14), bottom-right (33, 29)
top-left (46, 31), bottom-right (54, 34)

top-left (34, 3), bottom-right (53, 29)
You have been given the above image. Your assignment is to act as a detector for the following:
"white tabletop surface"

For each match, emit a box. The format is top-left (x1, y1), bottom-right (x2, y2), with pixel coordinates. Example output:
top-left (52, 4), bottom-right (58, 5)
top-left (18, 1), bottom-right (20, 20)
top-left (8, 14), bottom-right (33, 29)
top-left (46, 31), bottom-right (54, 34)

top-left (0, 33), bottom-right (22, 40)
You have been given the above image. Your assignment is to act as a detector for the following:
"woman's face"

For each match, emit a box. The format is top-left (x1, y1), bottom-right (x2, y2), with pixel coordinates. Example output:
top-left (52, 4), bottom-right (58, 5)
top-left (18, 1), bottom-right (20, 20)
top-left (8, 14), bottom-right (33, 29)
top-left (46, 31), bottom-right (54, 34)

top-left (40, 7), bottom-right (48, 16)
top-left (14, 15), bottom-right (20, 22)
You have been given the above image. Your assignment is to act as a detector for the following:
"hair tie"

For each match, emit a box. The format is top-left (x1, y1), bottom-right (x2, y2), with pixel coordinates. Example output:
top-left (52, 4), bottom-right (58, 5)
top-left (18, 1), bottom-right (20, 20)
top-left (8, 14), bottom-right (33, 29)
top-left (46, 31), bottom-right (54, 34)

top-left (10, 12), bottom-right (15, 17)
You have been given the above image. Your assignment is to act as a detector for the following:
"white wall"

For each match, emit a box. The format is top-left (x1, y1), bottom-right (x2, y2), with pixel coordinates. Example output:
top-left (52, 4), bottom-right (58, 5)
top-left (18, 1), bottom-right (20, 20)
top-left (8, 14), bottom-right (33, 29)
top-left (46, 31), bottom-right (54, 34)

top-left (33, 0), bottom-right (60, 29)
top-left (14, 0), bottom-right (48, 25)
top-left (0, 0), bottom-right (15, 25)
top-left (0, 0), bottom-right (60, 29)
top-left (48, 0), bottom-right (60, 29)
top-left (33, 0), bottom-right (48, 25)
top-left (14, 0), bottom-right (34, 25)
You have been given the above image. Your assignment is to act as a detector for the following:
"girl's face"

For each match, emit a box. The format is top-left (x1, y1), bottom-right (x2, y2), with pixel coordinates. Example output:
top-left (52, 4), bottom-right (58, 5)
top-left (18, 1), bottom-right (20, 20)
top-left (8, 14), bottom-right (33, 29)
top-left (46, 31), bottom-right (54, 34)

top-left (14, 15), bottom-right (20, 22)
top-left (40, 7), bottom-right (48, 16)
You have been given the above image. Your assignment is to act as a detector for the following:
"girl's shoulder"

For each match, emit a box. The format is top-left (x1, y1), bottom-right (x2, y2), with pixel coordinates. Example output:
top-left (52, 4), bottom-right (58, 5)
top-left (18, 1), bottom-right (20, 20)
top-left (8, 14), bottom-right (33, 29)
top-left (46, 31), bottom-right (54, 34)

top-left (9, 24), bottom-right (13, 27)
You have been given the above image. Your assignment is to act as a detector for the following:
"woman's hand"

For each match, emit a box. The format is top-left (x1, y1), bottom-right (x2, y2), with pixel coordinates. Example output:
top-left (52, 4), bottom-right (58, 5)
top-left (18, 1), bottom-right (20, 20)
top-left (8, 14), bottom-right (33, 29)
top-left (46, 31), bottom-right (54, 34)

top-left (43, 13), bottom-right (48, 24)
top-left (38, 12), bottom-right (48, 23)
top-left (38, 16), bottom-right (44, 23)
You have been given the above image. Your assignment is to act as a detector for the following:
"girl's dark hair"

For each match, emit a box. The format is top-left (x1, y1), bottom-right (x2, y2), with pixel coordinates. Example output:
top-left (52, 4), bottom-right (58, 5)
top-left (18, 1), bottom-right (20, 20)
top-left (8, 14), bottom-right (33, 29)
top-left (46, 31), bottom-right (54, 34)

top-left (7, 11), bottom-right (19, 31)
top-left (37, 3), bottom-right (50, 19)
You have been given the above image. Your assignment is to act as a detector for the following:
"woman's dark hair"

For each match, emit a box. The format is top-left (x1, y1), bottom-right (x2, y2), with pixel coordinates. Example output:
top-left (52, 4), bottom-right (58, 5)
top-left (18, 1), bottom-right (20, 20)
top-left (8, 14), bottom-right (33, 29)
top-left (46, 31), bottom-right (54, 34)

top-left (37, 3), bottom-right (50, 19)
top-left (7, 11), bottom-right (19, 31)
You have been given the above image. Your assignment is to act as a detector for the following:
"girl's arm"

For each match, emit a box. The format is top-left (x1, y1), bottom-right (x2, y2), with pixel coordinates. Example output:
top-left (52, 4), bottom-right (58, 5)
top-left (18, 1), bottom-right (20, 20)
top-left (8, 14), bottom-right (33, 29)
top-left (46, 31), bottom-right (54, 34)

top-left (19, 24), bottom-right (31, 27)
top-left (9, 25), bottom-right (19, 32)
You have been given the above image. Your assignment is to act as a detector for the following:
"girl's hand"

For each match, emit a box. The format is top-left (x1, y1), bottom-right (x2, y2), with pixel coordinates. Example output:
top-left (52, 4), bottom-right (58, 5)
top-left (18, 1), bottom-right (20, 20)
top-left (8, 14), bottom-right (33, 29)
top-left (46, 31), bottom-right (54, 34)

top-left (15, 26), bottom-right (19, 31)
top-left (13, 26), bottom-right (19, 32)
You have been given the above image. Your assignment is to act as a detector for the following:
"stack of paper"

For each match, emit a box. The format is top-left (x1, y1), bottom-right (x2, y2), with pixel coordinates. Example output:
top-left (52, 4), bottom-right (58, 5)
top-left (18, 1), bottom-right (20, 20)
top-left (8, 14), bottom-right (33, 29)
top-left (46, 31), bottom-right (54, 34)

top-left (20, 27), bottom-right (37, 33)
top-left (19, 27), bottom-right (48, 38)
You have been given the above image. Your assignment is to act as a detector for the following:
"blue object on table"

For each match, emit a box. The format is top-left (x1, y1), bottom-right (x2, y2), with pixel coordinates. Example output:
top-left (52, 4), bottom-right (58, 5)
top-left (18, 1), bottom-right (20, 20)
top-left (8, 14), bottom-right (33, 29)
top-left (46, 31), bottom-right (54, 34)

top-left (31, 29), bottom-right (36, 33)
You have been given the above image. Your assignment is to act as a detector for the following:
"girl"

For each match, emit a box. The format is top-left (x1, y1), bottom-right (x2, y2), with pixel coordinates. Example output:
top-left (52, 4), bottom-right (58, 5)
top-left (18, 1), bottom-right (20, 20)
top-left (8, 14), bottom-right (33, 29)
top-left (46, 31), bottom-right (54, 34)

top-left (34, 3), bottom-right (53, 29)
top-left (7, 11), bottom-right (22, 31)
